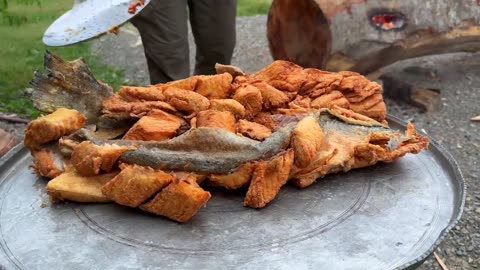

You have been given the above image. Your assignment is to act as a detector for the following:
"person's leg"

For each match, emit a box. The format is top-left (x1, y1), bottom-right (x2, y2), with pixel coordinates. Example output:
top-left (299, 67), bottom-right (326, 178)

top-left (130, 0), bottom-right (189, 84)
top-left (188, 0), bottom-right (237, 75)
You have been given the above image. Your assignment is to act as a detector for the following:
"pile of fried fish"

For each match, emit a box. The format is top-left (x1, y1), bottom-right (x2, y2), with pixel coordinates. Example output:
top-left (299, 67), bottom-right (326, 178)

top-left (24, 52), bottom-right (429, 223)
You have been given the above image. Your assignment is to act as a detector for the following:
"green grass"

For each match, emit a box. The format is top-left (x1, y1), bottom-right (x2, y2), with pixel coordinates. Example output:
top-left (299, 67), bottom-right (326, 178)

top-left (0, 0), bottom-right (127, 118)
top-left (0, 0), bottom-right (270, 119)
top-left (238, 0), bottom-right (272, 16)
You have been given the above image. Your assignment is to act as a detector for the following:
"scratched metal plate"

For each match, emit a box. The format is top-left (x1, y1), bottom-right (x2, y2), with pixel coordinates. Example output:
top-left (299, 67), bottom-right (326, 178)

top-left (0, 117), bottom-right (464, 270)
top-left (43, 0), bottom-right (151, 46)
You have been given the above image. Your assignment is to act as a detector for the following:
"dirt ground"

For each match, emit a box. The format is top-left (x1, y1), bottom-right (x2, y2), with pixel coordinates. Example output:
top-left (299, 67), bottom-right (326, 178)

top-left (1, 15), bottom-right (479, 270)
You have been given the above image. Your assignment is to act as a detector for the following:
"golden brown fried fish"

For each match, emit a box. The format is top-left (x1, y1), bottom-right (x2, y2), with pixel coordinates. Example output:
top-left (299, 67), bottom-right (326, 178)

top-left (195, 73), bottom-right (233, 99)
top-left (209, 99), bottom-right (246, 118)
top-left (291, 116), bottom-right (324, 168)
top-left (47, 171), bottom-right (118, 203)
top-left (233, 84), bottom-right (263, 119)
top-left (140, 180), bottom-right (211, 222)
top-left (244, 150), bottom-right (294, 208)
top-left (24, 108), bottom-right (85, 150)
top-left (208, 163), bottom-right (254, 190)
top-left (196, 110), bottom-right (236, 132)
top-left (123, 109), bottom-right (186, 141)
top-left (101, 165), bottom-right (174, 207)
top-left (163, 87), bottom-right (210, 114)
top-left (236, 120), bottom-right (272, 141)
top-left (71, 141), bottom-right (128, 176)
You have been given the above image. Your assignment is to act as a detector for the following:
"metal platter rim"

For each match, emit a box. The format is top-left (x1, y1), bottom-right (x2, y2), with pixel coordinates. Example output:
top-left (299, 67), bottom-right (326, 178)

top-left (0, 115), bottom-right (466, 270)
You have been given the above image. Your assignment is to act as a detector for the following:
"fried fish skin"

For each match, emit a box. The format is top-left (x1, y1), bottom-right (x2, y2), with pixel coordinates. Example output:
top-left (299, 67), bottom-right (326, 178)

top-left (71, 141), bottom-right (128, 176)
top-left (236, 120), bottom-right (272, 141)
top-left (140, 179), bottom-right (211, 223)
top-left (195, 73), bottom-right (233, 99)
top-left (209, 99), bottom-right (246, 118)
top-left (24, 108), bottom-right (86, 150)
top-left (244, 149), bottom-right (294, 208)
top-left (123, 109), bottom-right (186, 141)
top-left (47, 171), bottom-right (118, 203)
top-left (208, 163), bottom-right (254, 190)
top-left (196, 110), bottom-right (236, 132)
top-left (101, 165), bottom-right (174, 207)
top-left (163, 87), bottom-right (210, 114)
top-left (291, 116), bottom-right (324, 168)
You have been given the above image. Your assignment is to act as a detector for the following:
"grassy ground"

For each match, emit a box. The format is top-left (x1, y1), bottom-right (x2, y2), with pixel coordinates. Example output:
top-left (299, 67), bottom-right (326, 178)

top-left (0, 0), bottom-right (271, 118)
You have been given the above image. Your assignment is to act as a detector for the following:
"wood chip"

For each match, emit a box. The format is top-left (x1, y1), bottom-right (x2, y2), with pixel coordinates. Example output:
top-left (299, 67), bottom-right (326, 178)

top-left (434, 252), bottom-right (449, 270)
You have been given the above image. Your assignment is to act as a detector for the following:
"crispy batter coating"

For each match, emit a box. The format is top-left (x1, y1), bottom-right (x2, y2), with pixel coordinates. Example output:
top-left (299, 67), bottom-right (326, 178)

top-left (236, 120), bottom-right (272, 141)
top-left (172, 171), bottom-right (207, 185)
top-left (299, 69), bottom-right (343, 98)
top-left (140, 180), bottom-right (211, 222)
top-left (195, 73), bottom-right (233, 99)
top-left (164, 76), bottom-right (199, 91)
top-left (253, 81), bottom-right (290, 109)
top-left (163, 87), bottom-right (210, 114)
top-left (244, 150), bottom-right (294, 208)
top-left (101, 165), bottom-right (174, 207)
top-left (209, 99), bottom-right (246, 118)
top-left (118, 86), bottom-right (164, 101)
top-left (208, 163), bottom-right (254, 190)
top-left (233, 84), bottom-right (263, 119)
top-left (123, 109), bottom-right (186, 141)
top-left (311, 90), bottom-right (350, 109)
top-left (252, 112), bottom-right (276, 129)
top-left (348, 93), bottom-right (387, 123)
top-left (24, 108), bottom-right (85, 150)
top-left (291, 116), bottom-right (325, 168)
top-left (47, 171), bottom-right (118, 203)
top-left (31, 148), bottom-right (64, 179)
top-left (251, 60), bottom-right (307, 92)
top-left (102, 96), bottom-right (177, 119)
top-left (196, 110), bottom-right (236, 132)
top-left (71, 141), bottom-right (128, 176)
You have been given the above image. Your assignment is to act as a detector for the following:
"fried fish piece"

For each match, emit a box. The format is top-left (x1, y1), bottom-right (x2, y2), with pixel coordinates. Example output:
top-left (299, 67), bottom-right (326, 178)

top-left (311, 90), bottom-right (350, 109)
top-left (31, 146), bottom-right (64, 179)
top-left (101, 165), bottom-right (174, 207)
top-left (123, 109), bottom-right (186, 141)
top-left (196, 110), bottom-right (236, 132)
top-left (140, 180), bottom-right (211, 223)
top-left (209, 99), bottom-right (246, 118)
top-left (236, 119), bottom-right (272, 141)
top-left (290, 107), bottom-right (429, 188)
top-left (163, 87), bottom-right (210, 114)
top-left (208, 163), bottom-right (254, 190)
top-left (251, 60), bottom-right (307, 92)
top-left (253, 81), bottom-right (289, 109)
top-left (252, 112), bottom-right (276, 129)
top-left (299, 68), bottom-right (343, 98)
top-left (164, 76), bottom-right (199, 91)
top-left (195, 73), bottom-right (233, 99)
top-left (71, 141), bottom-right (128, 176)
top-left (244, 149), bottom-right (294, 208)
top-left (47, 171), bottom-right (118, 203)
top-left (232, 84), bottom-right (263, 119)
top-left (291, 116), bottom-right (324, 168)
top-left (24, 108), bottom-right (86, 150)
top-left (118, 86), bottom-right (164, 102)
top-left (102, 96), bottom-right (177, 119)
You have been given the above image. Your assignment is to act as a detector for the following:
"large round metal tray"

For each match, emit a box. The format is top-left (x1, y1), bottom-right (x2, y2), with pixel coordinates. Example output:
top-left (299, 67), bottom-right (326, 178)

top-left (0, 116), bottom-right (465, 270)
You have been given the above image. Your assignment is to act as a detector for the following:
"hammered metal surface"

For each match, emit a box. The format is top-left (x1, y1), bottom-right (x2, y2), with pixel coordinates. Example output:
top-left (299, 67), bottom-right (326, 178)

top-left (43, 0), bottom-right (151, 46)
top-left (0, 119), bottom-right (464, 270)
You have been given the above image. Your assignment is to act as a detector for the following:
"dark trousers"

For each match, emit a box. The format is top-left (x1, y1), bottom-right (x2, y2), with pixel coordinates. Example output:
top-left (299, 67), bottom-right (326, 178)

top-left (131, 0), bottom-right (237, 84)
